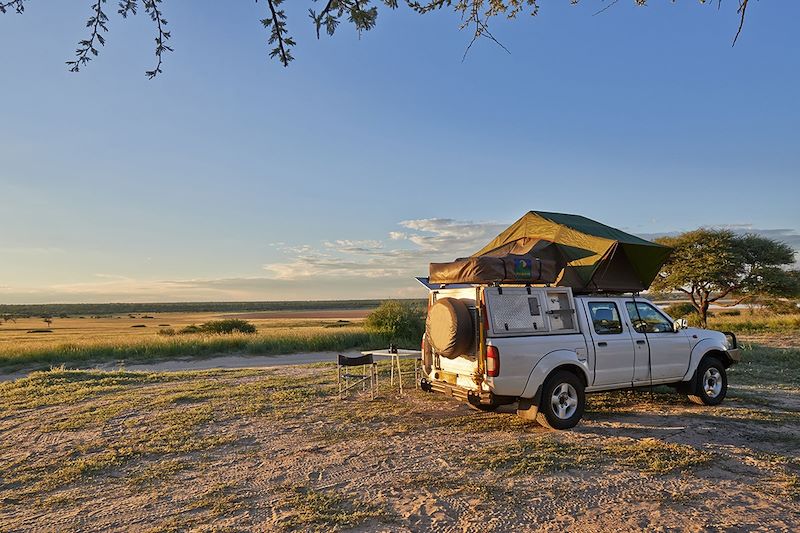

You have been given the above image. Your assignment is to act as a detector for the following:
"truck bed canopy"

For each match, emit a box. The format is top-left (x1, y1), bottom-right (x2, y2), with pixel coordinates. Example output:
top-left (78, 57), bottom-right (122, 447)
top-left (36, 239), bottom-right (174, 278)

top-left (473, 211), bottom-right (672, 292)
top-left (428, 211), bottom-right (671, 292)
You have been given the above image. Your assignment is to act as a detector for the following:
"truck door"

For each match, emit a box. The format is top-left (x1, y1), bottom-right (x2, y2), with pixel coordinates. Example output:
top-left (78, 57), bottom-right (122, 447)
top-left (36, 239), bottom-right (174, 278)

top-left (584, 301), bottom-right (635, 387)
top-left (624, 300), bottom-right (691, 382)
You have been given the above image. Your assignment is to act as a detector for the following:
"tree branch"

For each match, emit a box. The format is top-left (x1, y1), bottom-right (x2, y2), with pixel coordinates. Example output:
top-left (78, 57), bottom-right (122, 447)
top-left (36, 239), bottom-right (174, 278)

top-left (0, 0), bottom-right (27, 14)
top-left (716, 294), bottom-right (752, 307)
top-left (118, 0), bottom-right (138, 18)
top-left (732, 0), bottom-right (749, 45)
top-left (707, 285), bottom-right (739, 303)
top-left (593, 0), bottom-right (619, 17)
top-left (66, 0), bottom-right (109, 73)
top-left (142, 0), bottom-right (172, 79)
top-left (260, 0), bottom-right (294, 67)
top-left (311, 0), bottom-right (336, 38)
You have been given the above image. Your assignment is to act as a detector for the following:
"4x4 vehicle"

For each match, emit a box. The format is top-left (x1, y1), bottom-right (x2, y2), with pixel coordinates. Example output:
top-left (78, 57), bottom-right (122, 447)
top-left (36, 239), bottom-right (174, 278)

top-left (420, 285), bottom-right (741, 429)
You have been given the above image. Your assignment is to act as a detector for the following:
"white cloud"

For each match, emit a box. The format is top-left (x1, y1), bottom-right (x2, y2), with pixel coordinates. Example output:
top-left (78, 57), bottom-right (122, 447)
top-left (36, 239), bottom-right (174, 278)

top-left (4, 218), bottom-right (797, 304)
top-left (261, 217), bottom-right (505, 284)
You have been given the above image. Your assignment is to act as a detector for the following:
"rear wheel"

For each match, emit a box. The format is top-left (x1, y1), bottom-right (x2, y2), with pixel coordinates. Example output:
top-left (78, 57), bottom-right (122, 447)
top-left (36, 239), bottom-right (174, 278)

top-left (688, 356), bottom-right (727, 406)
top-left (536, 370), bottom-right (585, 430)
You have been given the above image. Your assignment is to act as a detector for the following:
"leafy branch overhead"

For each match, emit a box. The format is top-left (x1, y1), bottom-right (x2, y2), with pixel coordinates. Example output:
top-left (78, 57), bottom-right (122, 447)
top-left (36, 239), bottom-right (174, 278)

top-left (0, 0), bottom-right (752, 77)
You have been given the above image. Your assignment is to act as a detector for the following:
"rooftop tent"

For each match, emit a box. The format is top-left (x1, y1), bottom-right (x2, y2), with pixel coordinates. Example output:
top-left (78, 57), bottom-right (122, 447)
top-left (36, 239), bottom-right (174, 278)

top-left (472, 211), bottom-right (672, 292)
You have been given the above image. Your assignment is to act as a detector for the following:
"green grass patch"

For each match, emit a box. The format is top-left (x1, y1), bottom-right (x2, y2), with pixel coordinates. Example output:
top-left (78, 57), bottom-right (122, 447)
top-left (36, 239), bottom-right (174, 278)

top-left (469, 435), bottom-right (712, 476)
top-left (728, 344), bottom-right (800, 387)
top-left (468, 437), bottom-right (599, 475)
top-left (273, 484), bottom-right (390, 532)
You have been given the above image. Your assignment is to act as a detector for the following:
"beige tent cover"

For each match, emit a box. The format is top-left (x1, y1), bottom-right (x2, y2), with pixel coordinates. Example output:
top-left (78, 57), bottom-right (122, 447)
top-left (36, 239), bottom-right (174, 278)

top-left (429, 254), bottom-right (558, 285)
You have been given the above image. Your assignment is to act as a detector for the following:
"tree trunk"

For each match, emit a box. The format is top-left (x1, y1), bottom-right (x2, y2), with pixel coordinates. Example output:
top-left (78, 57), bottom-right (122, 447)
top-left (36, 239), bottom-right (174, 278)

top-left (700, 300), bottom-right (710, 329)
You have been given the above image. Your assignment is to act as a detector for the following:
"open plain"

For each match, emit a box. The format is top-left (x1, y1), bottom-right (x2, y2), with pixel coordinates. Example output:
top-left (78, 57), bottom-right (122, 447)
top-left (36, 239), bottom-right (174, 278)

top-left (0, 328), bottom-right (798, 531)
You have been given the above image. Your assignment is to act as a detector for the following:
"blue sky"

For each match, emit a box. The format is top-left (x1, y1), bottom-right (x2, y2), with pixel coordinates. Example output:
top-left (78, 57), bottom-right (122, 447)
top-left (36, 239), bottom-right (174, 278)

top-left (1, 1), bottom-right (798, 303)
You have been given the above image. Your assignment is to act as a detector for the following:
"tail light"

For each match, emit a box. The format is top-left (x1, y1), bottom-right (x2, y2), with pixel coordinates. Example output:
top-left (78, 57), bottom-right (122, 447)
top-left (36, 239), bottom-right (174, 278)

top-left (486, 345), bottom-right (499, 377)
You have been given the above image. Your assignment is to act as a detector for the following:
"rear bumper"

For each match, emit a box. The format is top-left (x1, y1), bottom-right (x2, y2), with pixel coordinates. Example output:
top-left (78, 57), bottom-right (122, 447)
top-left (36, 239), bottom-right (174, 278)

top-left (419, 377), bottom-right (493, 404)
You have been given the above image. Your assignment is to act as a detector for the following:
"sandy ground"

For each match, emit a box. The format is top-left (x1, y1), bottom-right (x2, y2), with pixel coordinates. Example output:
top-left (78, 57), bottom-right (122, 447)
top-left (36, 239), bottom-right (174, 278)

top-left (1, 362), bottom-right (798, 532)
top-left (0, 352), bottom-right (358, 383)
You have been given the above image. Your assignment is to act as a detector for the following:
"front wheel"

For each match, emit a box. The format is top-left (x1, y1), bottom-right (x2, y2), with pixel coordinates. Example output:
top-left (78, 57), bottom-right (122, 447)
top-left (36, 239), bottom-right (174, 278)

top-left (688, 357), bottom-right (727, 406)
top-left (536, 370), bottom-right (585, 430)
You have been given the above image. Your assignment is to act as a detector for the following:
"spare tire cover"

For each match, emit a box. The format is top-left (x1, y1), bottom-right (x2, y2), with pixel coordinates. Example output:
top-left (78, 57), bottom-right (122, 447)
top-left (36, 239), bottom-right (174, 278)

top-left (426, 297), bottom-right (473, 358)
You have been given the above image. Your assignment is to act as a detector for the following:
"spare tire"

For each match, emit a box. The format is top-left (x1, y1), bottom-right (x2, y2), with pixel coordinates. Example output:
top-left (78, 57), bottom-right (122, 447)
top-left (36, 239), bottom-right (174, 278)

top-left (426, 297), bottom-right (473, 359)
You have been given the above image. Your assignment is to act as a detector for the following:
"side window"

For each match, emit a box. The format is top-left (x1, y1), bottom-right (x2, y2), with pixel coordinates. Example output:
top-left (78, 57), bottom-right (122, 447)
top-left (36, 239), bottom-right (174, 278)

top-left (588, 302), bottom-right (623, 335)
top-left (625, 302), bottom-right (673, 333)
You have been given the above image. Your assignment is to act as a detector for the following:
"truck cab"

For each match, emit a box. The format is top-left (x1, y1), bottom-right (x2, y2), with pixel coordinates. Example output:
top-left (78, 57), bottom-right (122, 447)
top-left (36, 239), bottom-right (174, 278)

top-left (420, 284), bottom-right (741, 429)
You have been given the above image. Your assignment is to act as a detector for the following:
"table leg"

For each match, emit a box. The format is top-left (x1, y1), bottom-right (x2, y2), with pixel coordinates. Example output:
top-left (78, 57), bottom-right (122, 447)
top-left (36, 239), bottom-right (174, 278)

top-left (397, 354), bottom-right (403, 396)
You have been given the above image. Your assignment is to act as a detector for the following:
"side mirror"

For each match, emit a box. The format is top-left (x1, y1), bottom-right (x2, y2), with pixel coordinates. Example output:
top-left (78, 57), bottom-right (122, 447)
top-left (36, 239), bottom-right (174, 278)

top-left (673, 318), bottom-right (688, 331)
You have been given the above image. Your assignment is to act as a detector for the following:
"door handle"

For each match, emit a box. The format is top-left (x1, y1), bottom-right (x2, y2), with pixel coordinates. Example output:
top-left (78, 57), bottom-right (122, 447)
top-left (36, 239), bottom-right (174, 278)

top-left (597, 342), bottom-right (607, 347)
top-left (636, 340), bottom-right (646, 345)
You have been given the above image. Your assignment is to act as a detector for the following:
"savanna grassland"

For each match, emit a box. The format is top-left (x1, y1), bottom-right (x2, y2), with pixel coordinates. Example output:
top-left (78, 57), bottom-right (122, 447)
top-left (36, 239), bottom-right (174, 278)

top-left (0, 310), bottom-right (397, 373)
top-left (0, 327), bottom-right (799, 531)
top-left (2, 300), bottom-right (797, 375)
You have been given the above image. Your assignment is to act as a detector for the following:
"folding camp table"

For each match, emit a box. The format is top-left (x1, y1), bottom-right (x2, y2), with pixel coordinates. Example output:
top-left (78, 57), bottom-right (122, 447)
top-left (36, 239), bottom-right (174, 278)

top-left (360, 348), bottom-right (422, 395)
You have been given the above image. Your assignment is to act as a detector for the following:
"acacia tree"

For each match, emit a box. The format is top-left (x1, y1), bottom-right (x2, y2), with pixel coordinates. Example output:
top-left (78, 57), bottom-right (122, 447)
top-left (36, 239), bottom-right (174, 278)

top-left (651, 229), bottom-right (799, 328)
top-left (0, 0), bottom-right (753, 77)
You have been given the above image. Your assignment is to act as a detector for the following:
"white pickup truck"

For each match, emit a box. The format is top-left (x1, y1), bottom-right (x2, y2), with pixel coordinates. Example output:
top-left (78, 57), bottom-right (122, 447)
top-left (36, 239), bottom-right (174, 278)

top-left (420, 285), bottom-right (741, 429)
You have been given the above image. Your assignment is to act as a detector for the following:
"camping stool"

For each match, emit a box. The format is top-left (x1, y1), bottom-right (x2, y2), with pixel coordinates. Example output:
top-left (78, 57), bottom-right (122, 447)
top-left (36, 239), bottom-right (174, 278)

top-left (337, 354), bottom-right (378, 400)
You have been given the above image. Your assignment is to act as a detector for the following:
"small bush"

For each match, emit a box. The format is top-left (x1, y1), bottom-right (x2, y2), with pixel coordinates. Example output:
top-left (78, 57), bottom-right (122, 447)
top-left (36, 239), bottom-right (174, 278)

top-left (763, 299), bottom-right (800, 315)
top-left (719, 309), bottom-right (741, 317)
top-left (663, 302), bottom-right (697, 318)
top-left (200, 319), bottom-right (257, 334)
top-left (178, 319), bottom-right (257, 335)
top-left (364, 301), bottom-right (425, 342)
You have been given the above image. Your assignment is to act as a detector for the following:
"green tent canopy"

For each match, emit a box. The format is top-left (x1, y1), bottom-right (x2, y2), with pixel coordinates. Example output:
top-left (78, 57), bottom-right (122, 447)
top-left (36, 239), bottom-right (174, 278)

top-left (472, 211), bottom-right (672, 293)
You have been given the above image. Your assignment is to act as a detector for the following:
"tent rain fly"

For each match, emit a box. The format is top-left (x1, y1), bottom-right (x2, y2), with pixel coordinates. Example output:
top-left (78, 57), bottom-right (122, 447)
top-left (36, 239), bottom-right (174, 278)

top-left (430, 211), bottom-right (672, 293)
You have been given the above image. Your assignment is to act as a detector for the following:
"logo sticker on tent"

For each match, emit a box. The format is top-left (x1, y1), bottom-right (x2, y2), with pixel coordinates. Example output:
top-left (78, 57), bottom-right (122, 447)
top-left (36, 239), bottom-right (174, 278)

top-left (514, 258), bottom-right (532, 278)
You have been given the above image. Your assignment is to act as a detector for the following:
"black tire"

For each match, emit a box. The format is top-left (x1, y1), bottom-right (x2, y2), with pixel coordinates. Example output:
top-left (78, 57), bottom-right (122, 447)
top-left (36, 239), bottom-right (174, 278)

top-left (688, 356), bottom-right (727, 406)
top-left (536, 370), bottom-right (585, 430)
top-left (425, 298), bottom-right (473, 359)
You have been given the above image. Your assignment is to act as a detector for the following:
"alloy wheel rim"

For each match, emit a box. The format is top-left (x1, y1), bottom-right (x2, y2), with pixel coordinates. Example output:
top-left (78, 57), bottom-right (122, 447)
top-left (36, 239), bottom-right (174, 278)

top-left (703, 367), bottom-right (722, 398)
top-left (551, 383), bottom-right (578, 419)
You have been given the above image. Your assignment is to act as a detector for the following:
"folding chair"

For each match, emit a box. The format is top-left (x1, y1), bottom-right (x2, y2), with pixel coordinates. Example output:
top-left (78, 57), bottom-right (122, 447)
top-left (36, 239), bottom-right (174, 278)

top-left (337, 354), bottom-right (378, 400)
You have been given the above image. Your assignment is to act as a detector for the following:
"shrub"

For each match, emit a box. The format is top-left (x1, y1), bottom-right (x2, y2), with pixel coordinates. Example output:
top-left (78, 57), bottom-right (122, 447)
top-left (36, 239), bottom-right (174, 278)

top-left (663, 302), bottom-right (697, 318)
top-left (718, 309), bottom-right (741, 317)
top-left (201, 319), bottom-right (257, 334)
top-left (763, 299), bottom-right (800, 315)
top-left (364, 301), bottom-right (425, 342)
top-left (179, 319), bottom-right (257, 335)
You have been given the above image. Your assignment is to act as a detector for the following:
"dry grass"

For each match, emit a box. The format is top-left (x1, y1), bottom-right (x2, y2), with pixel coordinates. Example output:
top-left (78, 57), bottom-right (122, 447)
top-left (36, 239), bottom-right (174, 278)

top-left (707, 312), bottom-right (800, 333)
top-left (0, 313), bottom-right (415, 371)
